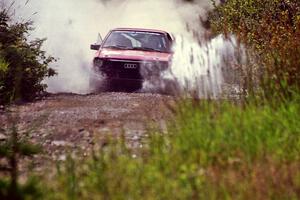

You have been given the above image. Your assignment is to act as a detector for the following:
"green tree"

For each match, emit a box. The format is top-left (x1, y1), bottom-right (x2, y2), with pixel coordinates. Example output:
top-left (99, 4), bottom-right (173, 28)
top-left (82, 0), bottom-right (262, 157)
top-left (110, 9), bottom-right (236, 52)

top-left (0, 9), bottom-right (56, 105)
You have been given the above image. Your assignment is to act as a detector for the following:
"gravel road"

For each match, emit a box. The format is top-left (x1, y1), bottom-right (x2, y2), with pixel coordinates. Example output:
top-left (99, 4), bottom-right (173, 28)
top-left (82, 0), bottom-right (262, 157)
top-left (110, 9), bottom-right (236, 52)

top-left (0, 92), bottom-right (174, 173)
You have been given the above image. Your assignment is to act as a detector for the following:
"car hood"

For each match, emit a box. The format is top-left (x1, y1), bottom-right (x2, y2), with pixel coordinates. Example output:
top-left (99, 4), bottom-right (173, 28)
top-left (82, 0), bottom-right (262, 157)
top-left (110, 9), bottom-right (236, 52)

top-left (96, 48), bottom-right (172, 62)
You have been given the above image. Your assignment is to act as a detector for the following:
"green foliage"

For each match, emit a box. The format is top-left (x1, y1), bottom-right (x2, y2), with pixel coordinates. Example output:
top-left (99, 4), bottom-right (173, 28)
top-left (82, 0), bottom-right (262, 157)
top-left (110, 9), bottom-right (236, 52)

top-left (209, 0), bottom-right (300, 98)
top-left (0, 56), bottom-right (8, 73)
top-left (45, 97), bottom-right (300, 200)
top-left (0, 9), bottom-right (56, 105)
top-left (0, 56), bottom-right (8, 92)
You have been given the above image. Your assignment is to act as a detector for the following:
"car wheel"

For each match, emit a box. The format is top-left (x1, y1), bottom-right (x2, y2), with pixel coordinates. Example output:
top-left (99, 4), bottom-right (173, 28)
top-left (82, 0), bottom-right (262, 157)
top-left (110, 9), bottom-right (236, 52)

top-left (141, 77), bottom-right (180, 95)
top-left (89, 72), bottom-right (108, 93)
top-left (162, 78), bottom-right (181, 95)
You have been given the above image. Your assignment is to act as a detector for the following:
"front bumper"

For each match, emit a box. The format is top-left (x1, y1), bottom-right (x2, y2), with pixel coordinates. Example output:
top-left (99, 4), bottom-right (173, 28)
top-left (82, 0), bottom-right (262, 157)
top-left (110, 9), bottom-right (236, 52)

top-left (93, 58), bottom-right (169, 81)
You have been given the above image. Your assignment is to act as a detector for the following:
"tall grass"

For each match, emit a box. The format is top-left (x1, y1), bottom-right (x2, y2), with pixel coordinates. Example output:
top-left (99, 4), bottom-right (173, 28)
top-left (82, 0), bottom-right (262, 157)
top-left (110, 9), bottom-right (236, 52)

top-left (44, 95), bottom-right (300, 200)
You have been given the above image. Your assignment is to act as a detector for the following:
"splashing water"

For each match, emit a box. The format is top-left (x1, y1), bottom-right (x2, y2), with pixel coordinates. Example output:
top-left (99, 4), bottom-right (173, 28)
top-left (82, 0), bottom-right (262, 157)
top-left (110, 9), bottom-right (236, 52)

top-left (143, 34), bottom-right (239, 98)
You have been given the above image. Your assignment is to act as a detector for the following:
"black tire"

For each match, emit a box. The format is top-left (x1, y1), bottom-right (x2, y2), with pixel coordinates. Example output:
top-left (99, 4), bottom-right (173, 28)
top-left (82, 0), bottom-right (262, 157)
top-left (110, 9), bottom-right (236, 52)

top-left (89, 72), bottom-right (109, 93)
top-left (141, 77), bottom-right (179, 95)
top-left (162, 78), bottom-right (181, 95)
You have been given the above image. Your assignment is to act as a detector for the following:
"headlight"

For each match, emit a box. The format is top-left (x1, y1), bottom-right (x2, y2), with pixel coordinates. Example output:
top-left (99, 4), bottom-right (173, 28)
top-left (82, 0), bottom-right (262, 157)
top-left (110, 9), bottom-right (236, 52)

top-left (94, 58), bottom-right (103, 68)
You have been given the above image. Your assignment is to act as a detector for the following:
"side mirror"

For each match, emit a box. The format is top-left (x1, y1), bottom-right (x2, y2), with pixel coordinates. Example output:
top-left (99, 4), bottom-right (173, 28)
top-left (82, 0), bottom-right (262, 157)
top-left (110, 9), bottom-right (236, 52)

top-left (90, 33), bottom-right (103, 50)
top-left (90, 44), bottom-right (101, 50)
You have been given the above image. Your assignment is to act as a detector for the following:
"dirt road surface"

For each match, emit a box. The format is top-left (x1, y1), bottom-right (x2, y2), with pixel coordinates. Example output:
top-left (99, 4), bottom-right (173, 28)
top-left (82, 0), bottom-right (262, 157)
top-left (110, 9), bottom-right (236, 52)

top-left (0, 92), bottom-right (174, 173)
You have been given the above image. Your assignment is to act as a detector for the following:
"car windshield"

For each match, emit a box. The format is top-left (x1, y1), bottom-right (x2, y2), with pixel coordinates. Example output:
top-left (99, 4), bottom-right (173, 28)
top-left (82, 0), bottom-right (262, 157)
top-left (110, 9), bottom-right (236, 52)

top-left (103, 30), bottom-right (171, 53)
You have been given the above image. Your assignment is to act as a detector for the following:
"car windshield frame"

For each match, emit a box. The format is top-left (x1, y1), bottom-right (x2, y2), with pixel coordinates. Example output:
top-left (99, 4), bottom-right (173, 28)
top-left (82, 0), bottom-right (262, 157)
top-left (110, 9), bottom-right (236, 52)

top-left (102, 30), bottom-right (172, 53)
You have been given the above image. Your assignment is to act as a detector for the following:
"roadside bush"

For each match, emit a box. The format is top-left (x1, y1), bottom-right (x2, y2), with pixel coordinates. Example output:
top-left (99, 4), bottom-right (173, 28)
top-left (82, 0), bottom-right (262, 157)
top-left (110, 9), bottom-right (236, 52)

top-left (209, 0), bottom-right (300, 99)
top-left (0, 9), bottom-right (56, 105)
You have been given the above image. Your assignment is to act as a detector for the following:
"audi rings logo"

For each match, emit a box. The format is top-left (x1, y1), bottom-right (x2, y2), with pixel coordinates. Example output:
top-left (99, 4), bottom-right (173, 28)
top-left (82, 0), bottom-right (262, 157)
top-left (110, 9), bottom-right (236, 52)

top-left (124, 63), bottom-right (137, 69)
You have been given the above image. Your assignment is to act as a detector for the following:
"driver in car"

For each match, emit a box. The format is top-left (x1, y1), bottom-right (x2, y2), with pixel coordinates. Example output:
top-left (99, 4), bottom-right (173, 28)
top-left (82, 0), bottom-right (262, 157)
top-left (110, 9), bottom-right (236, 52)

top-left (146, 35), bottom-right (165, 51)
top-left (106, 33), bottom-right (133, 48)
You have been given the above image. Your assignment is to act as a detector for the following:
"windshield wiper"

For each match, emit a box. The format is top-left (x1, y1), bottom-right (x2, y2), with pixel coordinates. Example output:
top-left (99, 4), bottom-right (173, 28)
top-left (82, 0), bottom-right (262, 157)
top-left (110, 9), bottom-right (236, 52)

top-left (132, 47), bottom-right (164, 52)
top-left (104, 45), bottom-right (130, 50)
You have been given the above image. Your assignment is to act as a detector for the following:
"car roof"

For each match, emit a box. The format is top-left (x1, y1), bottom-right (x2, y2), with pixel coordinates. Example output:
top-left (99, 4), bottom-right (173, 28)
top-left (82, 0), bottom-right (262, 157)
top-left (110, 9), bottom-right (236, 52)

top-left (111, 28), bottom-right (170, 35)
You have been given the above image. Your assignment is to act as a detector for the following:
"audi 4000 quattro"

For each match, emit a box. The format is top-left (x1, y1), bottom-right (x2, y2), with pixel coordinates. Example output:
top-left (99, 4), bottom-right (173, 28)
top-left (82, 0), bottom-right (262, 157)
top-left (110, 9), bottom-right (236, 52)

top-left (90, 28), bottom-right (173, 92)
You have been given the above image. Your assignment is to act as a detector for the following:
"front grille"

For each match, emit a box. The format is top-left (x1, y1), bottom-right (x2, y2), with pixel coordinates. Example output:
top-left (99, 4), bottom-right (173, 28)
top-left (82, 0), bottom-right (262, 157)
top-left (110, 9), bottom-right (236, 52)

top-left (101, 59), bottom-right (143, 80)
top-left (94, 58), bottom-right (169, 80)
